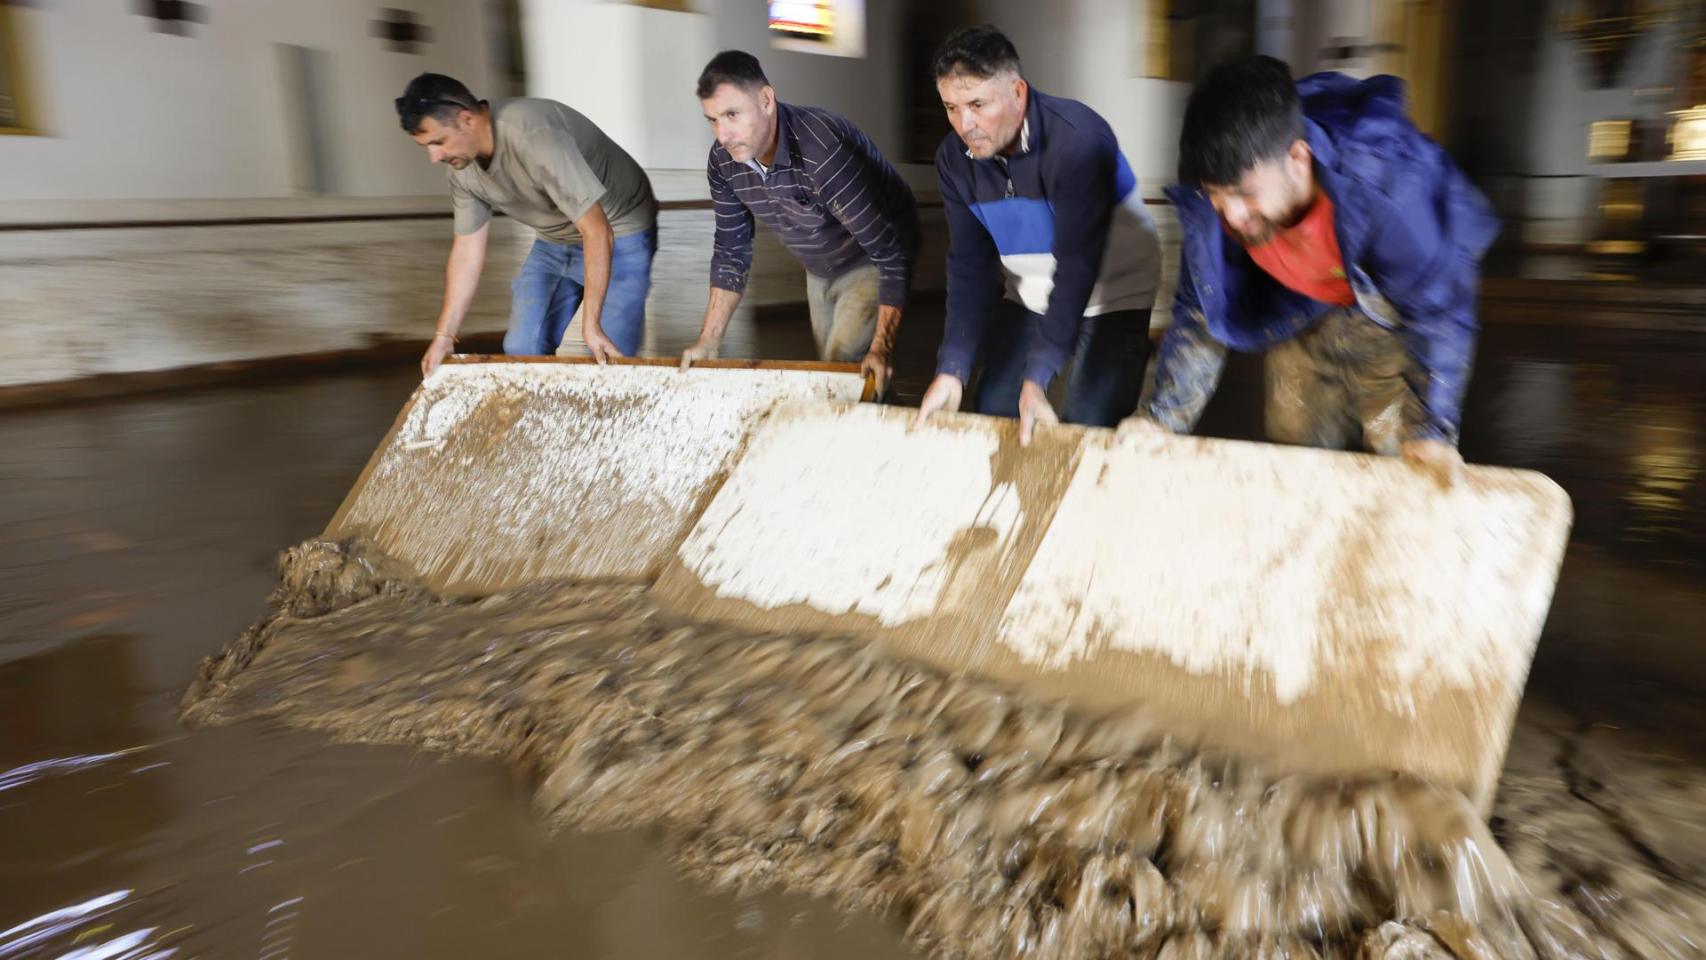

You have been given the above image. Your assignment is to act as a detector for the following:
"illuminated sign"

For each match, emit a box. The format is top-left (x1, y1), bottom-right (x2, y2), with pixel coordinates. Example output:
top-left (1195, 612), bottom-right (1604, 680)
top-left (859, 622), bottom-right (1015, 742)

top-left (769, 1), bottom-right (834, 42)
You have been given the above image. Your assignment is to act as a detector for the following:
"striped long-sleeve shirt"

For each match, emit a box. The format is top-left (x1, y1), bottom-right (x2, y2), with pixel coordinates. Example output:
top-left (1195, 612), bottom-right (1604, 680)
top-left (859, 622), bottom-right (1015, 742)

top-left (709, 103), bottom-right (919, 308)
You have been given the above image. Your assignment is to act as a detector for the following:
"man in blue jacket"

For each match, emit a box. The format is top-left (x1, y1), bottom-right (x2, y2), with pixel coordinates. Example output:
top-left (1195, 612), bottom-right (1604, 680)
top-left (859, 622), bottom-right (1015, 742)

top-left (1123, 56), bottom-right (1499, 485)
top-left (914, 26), bottom-right (1161, 444)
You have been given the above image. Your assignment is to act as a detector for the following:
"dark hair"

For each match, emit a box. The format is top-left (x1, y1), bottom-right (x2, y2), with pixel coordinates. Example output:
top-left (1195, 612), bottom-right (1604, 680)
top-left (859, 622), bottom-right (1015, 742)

top-left (696, 50), bottom-right (769, 100)
top-left (1177, 56), bottom-right (1304, 186)
top-left (395, 73), bottom-right (482, 133)
top-left (931, 25), bottom-right (1022, 81)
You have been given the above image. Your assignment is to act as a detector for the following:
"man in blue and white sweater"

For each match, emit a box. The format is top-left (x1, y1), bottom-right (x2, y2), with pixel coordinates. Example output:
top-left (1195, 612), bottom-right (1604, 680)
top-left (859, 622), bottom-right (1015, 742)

top-left (914, 25), bottom-right (1161, 444)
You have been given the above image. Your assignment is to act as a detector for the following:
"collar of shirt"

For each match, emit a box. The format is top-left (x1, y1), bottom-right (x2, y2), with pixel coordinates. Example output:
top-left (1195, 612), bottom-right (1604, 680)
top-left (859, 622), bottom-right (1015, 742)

top-left (736, 102), bottom-right (797, 180)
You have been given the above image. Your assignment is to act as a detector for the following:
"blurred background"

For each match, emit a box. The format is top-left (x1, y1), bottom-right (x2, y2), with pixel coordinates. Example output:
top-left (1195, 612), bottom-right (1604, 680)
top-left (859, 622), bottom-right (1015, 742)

top-left (3, 1), bottom-right (1704, 382)
top-left (0, 2), bottom-right (1702, 957)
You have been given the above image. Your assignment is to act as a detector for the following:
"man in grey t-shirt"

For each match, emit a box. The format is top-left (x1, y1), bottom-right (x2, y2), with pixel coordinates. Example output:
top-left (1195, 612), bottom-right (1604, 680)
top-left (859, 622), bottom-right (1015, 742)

top-left (396, 73), bottom-right (659, 374)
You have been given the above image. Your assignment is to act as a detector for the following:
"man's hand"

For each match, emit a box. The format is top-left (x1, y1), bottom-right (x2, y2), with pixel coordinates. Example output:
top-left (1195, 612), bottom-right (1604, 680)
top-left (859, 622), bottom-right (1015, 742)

top-left (679, 335), bottom-right (720, 372)
top-left (583, 324), bottom-right (624, 365)
top-left (860, 347), bottom-right (893, 400)
top-left (912, 373), bottom-right (964, 428)
top-left (1017, 380), bottom-right (1058, 446)
top-left (1402, 439), bottom-right (1464, 488)
top-left (421, 333), bottom-right (455, 378)
top-left (1116, 415), bottom-right (1167, 440)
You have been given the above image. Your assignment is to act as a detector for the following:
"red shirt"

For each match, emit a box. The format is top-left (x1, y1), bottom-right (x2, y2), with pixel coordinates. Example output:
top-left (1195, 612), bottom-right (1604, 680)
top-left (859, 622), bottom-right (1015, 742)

top-left (1240, 191), bottom-right (1357, 307)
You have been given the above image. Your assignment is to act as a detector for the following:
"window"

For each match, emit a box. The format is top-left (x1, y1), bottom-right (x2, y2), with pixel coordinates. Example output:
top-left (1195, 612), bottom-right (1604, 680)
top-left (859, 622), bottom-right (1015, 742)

top-left (0, 3), bottom-right (31, 134)
top-left (1143, 0), bottom-right (1194, 81)
top-left (1672, 106), bottom-right (1706, 162)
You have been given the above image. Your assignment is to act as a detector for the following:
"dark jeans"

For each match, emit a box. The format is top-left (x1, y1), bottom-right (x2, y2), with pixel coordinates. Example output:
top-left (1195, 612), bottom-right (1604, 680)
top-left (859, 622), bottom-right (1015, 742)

top-left (973, 299), bottom-right (1152, 427)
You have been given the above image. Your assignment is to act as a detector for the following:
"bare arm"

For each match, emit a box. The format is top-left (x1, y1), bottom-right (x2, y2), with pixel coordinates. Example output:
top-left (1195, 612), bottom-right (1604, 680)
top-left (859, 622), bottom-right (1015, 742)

top-left (437, 225), bottom-right (490, 337)
top-left (681, 286), bottom-right (744, 368)
top-left (863, 304), bottom-right (901, 397)
top-left (686, 150), bottom-right (752, 369)
top-left (574, 202), bottom-right (622, 362)
top-left (422, 224), bottom-right (490, 376)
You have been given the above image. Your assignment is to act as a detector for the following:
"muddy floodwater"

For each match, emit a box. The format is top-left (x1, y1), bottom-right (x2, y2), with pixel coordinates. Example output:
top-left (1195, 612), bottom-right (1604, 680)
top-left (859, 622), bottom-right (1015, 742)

top-left (5, 318), bottom-right (1706, 960)
top-left (164, 537), bottom-right (1704, 960)
top-left (0, 375), bottom-right (921, 960)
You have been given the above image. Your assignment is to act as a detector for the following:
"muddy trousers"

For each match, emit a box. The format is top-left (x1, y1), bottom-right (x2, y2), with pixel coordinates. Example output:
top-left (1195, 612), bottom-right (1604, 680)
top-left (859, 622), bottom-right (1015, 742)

top-left (1264, 307), bottom-right (1418, 455)
top-left (805, 264), bottom-right (881, 363)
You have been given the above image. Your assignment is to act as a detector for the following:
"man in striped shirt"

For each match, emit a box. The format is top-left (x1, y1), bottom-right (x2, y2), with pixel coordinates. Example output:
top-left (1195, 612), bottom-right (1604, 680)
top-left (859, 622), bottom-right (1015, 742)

top-left (680, 51), bottom-right (920, 395)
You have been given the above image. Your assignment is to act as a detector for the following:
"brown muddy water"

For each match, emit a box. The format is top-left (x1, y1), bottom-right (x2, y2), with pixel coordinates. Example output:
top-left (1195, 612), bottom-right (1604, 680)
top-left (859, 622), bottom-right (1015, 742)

top-left (4, 313), bottom-right (1706, 960)
top-left (168, 537), bottom-right (1703, 960)
top-left (0, 374), bottom-right (918, 960)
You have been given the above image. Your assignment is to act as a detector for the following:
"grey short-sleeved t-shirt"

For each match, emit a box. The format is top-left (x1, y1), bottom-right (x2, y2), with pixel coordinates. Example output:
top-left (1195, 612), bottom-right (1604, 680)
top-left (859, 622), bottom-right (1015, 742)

top-left (449, 99), bottom-right (657, 245)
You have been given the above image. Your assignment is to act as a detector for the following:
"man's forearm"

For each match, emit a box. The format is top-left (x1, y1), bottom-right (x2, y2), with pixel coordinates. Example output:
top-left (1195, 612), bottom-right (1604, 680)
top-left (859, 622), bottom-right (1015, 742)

top-left (579, 227), bottom-right (614, 333)
top-left (697, 286), bottom-right (744, 347)
top-left (937, 267), bottom-right (999, 380)
top-left (1404, 328), bottom-right (1476, 446)
top-left (436, 228), bottom-right (489, 337)
top-left (1139, 317), bottom-right (1227, 433)
top-left (1026, 256), bottom-right (1102, 388)
top-left (870, 305), bottom-right (901, 358)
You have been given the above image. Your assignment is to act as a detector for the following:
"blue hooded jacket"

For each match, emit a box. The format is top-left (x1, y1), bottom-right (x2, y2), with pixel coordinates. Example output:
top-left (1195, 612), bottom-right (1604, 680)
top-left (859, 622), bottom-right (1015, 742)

top-left (1145, 72), bottom-right (1499, 443)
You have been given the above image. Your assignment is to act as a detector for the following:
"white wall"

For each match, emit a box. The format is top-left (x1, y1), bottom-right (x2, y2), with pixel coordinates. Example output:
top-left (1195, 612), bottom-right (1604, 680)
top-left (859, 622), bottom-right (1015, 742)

top-left (0, 0), bottom-right (507, 390)
top-left (523, 1), bottom-right (701, 171)
top-left (0, 0), bottom-right (497, 203)
top-left (522, 0), bottom-right (905, 171)
top-left (706, 0), bottom-right (905, 159)
top-left (1066, 0), bottom-right (1190, 188)
top-left (969, 0), bottom-right (1188, 189)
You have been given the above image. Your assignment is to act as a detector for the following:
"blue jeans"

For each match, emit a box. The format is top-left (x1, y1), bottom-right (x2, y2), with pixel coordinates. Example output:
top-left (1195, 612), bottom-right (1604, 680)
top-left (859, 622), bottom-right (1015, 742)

top-left (504, 229), bottom-right (657, 357)
top-left (974, 299), bottom-right (1152, 427)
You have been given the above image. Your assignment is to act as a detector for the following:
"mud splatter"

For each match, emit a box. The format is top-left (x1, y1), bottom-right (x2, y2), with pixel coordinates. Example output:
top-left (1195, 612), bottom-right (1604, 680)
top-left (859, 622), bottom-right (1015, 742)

top-left (181, 539), bottom-right (1705, 960)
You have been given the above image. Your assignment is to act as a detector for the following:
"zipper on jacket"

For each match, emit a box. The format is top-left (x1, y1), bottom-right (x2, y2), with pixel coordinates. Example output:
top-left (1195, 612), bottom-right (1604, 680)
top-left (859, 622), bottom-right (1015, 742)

top-left (994, 156), bottom-right (1014, 199)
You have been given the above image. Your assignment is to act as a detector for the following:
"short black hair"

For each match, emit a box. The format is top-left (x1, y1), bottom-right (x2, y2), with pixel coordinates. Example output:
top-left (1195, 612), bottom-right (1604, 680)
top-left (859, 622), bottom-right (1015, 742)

top-left (931, 25), bottom-right (1022, 81)
top-left (395, 73), bottom-right (482, 134)
top-left (696, 50), bottom-right (769, 101)
top-left (1177, 56), bottom-right (1304, 186)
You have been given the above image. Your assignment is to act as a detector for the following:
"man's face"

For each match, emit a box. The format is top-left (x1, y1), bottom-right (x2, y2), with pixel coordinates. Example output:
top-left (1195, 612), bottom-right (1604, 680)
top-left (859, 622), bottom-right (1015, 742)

top-left (701, 83), bottom-right (774, 163)
top-left (937, 70), bottom-right (1027, 160)
top-left (1205, 141), bottom-right (1314, 246)
top-left (410, 112), bottom-right (481, 170)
